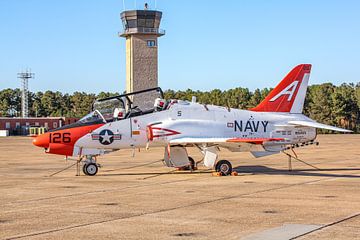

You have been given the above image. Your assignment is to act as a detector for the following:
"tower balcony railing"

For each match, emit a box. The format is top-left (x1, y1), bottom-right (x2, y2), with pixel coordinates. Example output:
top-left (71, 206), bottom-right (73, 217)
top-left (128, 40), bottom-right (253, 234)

top-left (119, 27), bottom-right (165, 37)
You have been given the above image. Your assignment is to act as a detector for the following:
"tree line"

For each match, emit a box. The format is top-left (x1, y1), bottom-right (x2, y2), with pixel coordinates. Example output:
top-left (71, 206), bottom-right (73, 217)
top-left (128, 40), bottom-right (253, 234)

top-left (1, 82), bottom-right (359, 132)
top-left (0, 89), bottom-right (119, 118)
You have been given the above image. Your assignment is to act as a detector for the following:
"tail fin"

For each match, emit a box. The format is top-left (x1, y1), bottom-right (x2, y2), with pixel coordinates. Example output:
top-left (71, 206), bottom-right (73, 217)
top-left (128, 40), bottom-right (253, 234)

top-left (251, 64), bottom-right (311, 113)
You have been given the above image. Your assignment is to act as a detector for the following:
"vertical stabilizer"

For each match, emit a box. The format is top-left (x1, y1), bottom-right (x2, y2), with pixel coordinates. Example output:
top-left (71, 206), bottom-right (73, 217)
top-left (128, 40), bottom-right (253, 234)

top-left (251, 64), bottom-right (311, 113)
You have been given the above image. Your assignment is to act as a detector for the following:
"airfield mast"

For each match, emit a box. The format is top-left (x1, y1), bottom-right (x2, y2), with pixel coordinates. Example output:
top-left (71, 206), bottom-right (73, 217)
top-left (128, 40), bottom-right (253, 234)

top-left (17, 70), bottom-right (34, 118)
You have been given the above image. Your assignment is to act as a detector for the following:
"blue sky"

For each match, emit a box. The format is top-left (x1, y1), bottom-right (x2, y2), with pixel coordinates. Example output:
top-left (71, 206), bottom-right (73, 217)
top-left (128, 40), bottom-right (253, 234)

top-left (0, 0), bottom-right (359, 93)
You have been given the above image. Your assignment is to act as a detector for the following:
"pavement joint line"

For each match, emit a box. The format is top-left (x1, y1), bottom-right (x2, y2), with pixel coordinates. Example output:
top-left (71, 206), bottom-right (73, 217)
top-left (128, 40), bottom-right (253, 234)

top-left (2, 170), bottom-right (336, 207)
top-left (140, 169), bottom-right (179, 180)
top-left (0, 177), bottom-right (195, 207)
top-left (3, 178), bottom-right (326, 240)
top-left (1, 170), bottom-right (252, 207)
top-left (290, 212), bottom-right (360, 239)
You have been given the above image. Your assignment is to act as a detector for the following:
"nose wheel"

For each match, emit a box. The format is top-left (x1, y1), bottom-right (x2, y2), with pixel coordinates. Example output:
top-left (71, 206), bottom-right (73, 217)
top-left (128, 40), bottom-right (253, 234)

top-left (215, 160), bottom-right (232, 176)
top-left (83, 163), bottom-right (98, 176)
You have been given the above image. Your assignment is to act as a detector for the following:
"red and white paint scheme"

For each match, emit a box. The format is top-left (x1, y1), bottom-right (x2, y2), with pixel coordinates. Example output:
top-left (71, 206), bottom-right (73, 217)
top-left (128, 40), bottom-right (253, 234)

top-left (33, 64), bottom-right (352, 176)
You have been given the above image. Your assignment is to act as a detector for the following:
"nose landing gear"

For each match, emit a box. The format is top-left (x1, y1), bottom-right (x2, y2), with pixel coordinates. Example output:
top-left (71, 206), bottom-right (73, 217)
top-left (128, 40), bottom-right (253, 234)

top-left (82, 156), bottom-right (100, 176)
top-left (83, 163), bottom-right (99, 176)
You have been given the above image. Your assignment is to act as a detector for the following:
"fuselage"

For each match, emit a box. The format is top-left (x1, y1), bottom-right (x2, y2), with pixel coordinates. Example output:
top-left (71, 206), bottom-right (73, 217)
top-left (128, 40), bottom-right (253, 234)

top-left (34, 101), bottom-right (316, 157)
top-left (34, 101), bottom-right (316, 156)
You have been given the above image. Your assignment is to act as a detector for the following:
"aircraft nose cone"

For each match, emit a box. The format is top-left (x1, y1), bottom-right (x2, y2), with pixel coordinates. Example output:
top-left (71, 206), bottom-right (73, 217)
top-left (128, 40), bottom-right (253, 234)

top-left (32, 134), bottom-right (49, 149)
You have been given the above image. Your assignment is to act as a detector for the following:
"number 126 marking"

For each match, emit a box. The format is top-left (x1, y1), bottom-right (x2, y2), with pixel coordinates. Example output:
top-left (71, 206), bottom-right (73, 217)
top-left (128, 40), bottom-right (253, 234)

top-left (49, 133), bottom-right (71, 143)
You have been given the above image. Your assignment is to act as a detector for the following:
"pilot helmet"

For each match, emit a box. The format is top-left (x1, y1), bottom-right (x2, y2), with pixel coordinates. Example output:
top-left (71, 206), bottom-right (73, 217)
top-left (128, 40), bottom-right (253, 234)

top-left (154, 98), bottom-right (166, 111)
top-left (114, 108), bottom-right (126, 119)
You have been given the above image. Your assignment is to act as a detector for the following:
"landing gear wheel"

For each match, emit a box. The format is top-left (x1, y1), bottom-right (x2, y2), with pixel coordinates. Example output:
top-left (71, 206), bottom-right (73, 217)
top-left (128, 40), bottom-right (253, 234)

top-left (215, 160), bottom-right (232, 176)
top-left (83, 163), bottom-right (98, 176)
top-left (176, 157), bottom-right (196, 171)
top-left (188, 157), bottom-right (196, 170)
top-left (83, 164), bottom-right (88, 175)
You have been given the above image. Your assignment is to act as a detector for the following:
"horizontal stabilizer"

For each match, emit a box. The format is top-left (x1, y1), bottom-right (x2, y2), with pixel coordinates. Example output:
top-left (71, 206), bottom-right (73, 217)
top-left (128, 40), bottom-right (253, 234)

top-left (288, 120), bottom-right (352, 132)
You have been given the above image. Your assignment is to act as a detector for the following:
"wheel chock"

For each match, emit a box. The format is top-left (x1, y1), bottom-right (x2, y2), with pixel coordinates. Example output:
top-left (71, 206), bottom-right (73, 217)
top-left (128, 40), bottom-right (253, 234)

top-left (212, 172), bottom-right (237, 177)
top-left (212, 172), bottom-right (222, 177)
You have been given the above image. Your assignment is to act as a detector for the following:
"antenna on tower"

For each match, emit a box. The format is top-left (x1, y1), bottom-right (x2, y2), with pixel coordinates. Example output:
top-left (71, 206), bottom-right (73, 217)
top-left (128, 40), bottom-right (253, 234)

top-left (17, 69), bottom-right (34, 118)
top-left (122, 0), bottom-right (126, 11)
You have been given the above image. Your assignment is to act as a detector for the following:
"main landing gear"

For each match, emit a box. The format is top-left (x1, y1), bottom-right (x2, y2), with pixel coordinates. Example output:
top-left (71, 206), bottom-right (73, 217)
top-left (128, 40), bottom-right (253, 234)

top-left (215, 160), bottom-right (233, 176)
top-left (176, 157), bottom-right (197, 171)
top-left (188, 157), bottom-right (196, 170)
top-left (164, 146), bottom-right (236, 176)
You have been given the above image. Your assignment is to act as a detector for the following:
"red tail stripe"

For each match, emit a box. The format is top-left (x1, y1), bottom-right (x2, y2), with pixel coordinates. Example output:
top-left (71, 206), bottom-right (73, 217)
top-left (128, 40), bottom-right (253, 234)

top-left (251, 64), bottom-right (311, 112)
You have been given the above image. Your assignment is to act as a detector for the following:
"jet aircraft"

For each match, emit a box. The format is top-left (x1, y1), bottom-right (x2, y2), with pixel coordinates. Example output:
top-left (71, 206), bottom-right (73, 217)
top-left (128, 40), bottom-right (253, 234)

top-left (33, 64), bottom-right (351, 176)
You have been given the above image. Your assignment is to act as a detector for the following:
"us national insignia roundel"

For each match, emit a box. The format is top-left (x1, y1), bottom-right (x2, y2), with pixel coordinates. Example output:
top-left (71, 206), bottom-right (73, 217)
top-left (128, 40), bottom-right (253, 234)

top-left (92, 129), bottom-right (121, 145)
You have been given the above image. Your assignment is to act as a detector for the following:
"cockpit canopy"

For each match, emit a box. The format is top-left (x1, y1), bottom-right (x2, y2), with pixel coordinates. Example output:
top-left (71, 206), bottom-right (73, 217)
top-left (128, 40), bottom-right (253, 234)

top-left (93, 98), bottom-right (125, 122)
top-left (92, 87), bottom-right (166, 122)
top-left (49, 87), bottom-right (182, 132)
top-left (78, 110), bottom-right (106, 124)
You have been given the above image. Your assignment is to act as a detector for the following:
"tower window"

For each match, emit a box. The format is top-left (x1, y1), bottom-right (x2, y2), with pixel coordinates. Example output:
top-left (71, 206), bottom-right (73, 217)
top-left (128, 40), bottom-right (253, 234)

top-left (126, 19), bottom-right (137, 28)
top-left (147, 40), bottom-right (156, 47)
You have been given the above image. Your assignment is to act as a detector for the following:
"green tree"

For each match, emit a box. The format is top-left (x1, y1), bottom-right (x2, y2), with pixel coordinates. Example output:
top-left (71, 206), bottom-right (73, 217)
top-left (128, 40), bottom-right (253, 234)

top-left (0, 88), bottom-right (21, 116)
top-left (331, 83), bottom-right (358, 130)
top-left (248, 88), bottom-right (262, 108)
top-left (306, 84), bottom-right (335, 132)
top-left (70, 92), bottom-right (96, 117)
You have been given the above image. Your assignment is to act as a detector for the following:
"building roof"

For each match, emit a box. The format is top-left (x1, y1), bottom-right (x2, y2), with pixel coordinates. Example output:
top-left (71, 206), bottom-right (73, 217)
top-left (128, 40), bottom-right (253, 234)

top-left (0, 117), bottom-right (65, 120)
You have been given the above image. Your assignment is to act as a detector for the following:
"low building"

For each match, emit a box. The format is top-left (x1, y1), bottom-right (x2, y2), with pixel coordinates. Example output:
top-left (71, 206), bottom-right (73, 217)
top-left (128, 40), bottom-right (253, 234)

top-left (0, 117), bottom-right (79, 136)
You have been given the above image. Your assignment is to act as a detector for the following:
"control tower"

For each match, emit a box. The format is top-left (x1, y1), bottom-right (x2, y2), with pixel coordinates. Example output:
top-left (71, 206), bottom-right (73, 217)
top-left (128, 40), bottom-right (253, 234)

top-left (120, 5), bottom-right (165, 107)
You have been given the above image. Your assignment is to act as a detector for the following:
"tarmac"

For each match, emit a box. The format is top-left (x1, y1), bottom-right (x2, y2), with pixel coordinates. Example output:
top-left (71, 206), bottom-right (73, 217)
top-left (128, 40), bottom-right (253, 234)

top-left (0, 134), bottom-right (359, 240)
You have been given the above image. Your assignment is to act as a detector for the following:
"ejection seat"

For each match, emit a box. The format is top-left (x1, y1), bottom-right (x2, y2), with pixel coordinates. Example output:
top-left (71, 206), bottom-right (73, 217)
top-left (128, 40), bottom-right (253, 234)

top-left (113, 108), bottom-right (126, 121)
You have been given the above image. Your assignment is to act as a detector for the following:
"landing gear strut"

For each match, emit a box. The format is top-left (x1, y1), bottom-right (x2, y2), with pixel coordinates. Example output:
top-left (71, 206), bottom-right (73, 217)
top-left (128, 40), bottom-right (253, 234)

top-left (215, 160), bottom-right (232, 176)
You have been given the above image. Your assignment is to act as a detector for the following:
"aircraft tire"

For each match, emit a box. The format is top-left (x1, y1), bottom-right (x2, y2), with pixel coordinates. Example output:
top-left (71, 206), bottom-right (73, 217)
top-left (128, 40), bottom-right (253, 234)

top-left (188, 157), bottom-right (196, 170)
top-left (84, 163), bottom-right (98, 176)
top-left (83, 164), bottom-right (89, 175)
top-left (215, 160), bottom-right (232, 176)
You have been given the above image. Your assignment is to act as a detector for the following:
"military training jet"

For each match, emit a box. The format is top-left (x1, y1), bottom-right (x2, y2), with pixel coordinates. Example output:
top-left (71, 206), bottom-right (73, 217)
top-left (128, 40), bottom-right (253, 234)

top-left (33, 64), bottom-right (352, 176)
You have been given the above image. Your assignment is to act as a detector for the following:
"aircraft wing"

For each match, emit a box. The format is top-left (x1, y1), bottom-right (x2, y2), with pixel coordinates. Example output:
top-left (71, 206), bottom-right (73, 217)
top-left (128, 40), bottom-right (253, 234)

top-left (288, 120), bottom-right (352, 132)
top-left (169, 137), bottom-right (284, 145)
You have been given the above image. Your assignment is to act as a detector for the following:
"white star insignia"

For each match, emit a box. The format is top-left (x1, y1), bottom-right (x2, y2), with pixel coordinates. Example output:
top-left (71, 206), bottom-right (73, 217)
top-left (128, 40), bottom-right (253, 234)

top-left (101, 130), bottom-right (113, 144)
